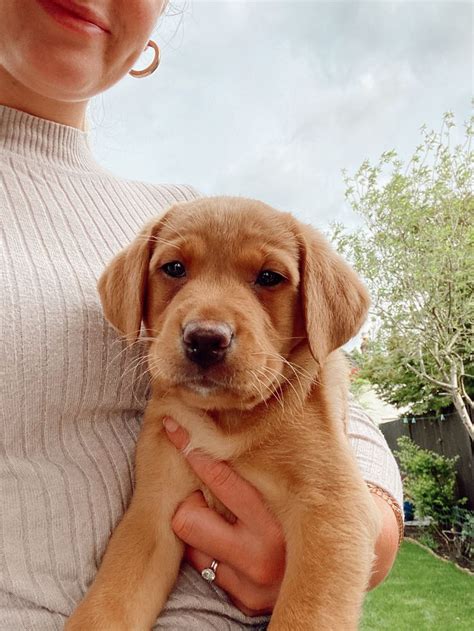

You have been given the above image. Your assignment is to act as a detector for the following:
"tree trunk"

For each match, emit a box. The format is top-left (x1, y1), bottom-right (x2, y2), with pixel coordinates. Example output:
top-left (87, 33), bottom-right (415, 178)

top-left (451, 389), bottom-right (474, 442)
top-left (450, 361), bottom-right (474, 442)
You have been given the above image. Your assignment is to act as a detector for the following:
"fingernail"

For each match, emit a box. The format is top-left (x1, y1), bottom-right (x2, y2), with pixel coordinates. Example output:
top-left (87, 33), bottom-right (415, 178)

top-left (163, 417), bottom-right (179, 433)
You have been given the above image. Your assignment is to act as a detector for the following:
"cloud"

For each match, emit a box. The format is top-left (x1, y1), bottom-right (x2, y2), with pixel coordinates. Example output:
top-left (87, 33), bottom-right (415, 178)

top-left (91, 1), bottom-right (472, 229)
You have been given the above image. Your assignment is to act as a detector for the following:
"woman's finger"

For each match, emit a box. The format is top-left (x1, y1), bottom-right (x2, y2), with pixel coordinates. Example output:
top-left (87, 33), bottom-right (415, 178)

top-left (163, 417), bottom-right (275, 530)
top-left (162, 418), bottom-right (190, 451)
top-left (184, 547), bottom-right (274, 616)
top-left (184, 545), bottom-right (242, 593)
top-left (171, 491), bottom-right (257, 575)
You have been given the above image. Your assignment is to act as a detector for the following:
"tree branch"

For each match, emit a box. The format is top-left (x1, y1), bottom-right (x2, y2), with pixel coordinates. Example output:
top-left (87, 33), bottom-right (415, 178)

top-left (460, 376), bottom-right (474, 411)
top-left (406, 362), bottom-right (452, 391)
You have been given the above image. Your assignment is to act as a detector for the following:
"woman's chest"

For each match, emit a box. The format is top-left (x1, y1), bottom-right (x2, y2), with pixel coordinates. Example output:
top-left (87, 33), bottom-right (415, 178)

top-left (2, 203), bottom-right (150, 422)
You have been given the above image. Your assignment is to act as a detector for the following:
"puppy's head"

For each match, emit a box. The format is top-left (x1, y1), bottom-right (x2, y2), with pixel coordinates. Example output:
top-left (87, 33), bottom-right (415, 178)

top-left (98, 197), bottom-right (369, 410)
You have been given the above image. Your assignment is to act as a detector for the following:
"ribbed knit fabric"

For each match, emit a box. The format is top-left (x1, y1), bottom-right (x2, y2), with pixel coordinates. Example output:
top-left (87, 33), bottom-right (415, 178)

top-left (1, 105), bottom-right (402, 631)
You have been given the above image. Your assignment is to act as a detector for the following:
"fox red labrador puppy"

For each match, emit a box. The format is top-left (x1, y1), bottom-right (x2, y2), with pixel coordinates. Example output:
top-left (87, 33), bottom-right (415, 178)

top-left (66, 197), bottom-right (380, 630)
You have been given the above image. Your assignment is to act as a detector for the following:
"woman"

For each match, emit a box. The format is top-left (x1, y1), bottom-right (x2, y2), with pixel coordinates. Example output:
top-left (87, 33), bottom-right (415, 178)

top-left (0, 1), bottom-right (403, 629)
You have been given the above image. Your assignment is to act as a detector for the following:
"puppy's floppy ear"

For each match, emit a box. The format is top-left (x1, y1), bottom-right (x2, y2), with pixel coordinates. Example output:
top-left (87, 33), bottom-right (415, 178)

top-left (296, 222), bottom-right (370, 364)
top-left (97, 216), bottom-right (164, 342)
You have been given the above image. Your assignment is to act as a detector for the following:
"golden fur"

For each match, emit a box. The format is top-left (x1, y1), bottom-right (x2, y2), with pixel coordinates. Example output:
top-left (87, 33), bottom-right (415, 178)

top-left (66, 197), bottom-right (380, 630)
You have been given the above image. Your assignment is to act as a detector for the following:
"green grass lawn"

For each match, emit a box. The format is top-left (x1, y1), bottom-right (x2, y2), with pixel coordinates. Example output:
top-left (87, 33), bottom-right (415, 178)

top-left (361, 541), bottom-right (473, 630)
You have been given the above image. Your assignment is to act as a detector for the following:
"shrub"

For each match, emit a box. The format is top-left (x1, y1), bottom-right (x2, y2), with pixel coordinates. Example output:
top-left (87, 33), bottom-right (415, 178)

top-left (395, 436), bottom-right (462, 529)
top-left (451, 507), bottom-right (474, 561)
top-left (395, 437), bottom-right (473, 565)
top-left (418, 532), bottom-right (438, 551)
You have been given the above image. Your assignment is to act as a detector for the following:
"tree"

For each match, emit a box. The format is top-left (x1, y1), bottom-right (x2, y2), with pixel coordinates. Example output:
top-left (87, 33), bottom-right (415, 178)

top-left (350, 344), bottom-right (453, 416)
top-left (336, 111), bottom-right (474, 439)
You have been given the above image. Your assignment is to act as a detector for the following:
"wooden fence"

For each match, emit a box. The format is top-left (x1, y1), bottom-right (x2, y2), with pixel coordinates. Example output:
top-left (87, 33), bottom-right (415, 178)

top-left (380, 410), bottom-right (474, 509)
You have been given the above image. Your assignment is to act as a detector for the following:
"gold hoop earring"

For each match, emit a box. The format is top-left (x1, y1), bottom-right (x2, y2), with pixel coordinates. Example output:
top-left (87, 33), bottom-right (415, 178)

top-left (129, 40), bottom-right (160, 78)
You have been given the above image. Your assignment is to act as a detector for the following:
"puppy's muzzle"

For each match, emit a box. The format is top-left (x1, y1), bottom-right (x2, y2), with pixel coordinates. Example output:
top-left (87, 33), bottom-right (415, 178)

top-left (182, 320), bottom-right (234, 368)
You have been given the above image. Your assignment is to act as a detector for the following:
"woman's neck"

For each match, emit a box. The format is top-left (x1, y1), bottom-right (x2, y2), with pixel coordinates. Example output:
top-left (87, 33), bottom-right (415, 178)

top-left (0, 65), bottom-right (88, 130)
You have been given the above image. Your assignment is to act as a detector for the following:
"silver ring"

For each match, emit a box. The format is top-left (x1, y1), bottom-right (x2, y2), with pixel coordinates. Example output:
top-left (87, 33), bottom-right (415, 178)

top-left (201, 559), bottom-right (219, 583)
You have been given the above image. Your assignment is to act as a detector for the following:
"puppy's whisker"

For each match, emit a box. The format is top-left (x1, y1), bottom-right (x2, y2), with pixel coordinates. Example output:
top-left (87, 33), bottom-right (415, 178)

top-left (149, 236), bottom-right (181, 250)
top-left (249, 369), bottom-right (273, 403)
top-left (250, 350), bottom-right (308, 387)
top-left (254, 350), bottom-right (316, 383)
top-left (129, 356), bottom-right (166, 406)
top-left (158, 218), bottom-right (187, 242)
top-left (253, 367), bottom-right (285, 412)
top-left (136, 336), bottom-right (157, 345)
top-left (120, 352), bottom-right (150, 374)
top-left (266, 358), bottom-right (307, 395)
top-left (119, 355), bottom-right (152, 389)
top-left (108, 336), bottom-right (154, 365)
top-left (260, 363), bottom-right (303, 399)
top-left (109, 345), bottom-right (134, 366)
top-left (268, 336), bottom-right (306, 342)
top-left (248, 371), bottom-right (269, 409)
top-left (279, 356), bottom-right (314, 379)
top-left (270, 356), bottom-right (308, 395)
top-left (118, 360), bottom-right (147, 386)
top-left (146, 358), bottom-right (164, 380)
top-left (108, 334), bottom-right (142, 353)
top-left (258, 364), bottom-right (304, 409)
top-left (122, 370), bottom-right (149, 406)
top-left (133, 234), bottom-right (183, 252)
top-left (109, 334), bottom-right (159, 366)
top-left (106, 336), bottom-right (152, 369)
top-left (251, 346), bottom-right (291, 406)
top-left (120, 358), bottom-right (152, 407)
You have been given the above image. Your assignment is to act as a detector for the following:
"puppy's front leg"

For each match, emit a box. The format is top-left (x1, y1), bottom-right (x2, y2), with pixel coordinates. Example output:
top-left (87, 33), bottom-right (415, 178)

top-left (269, 486), bottom-right (379, 631)
top-left (66, 420), bottom-right (197, 631)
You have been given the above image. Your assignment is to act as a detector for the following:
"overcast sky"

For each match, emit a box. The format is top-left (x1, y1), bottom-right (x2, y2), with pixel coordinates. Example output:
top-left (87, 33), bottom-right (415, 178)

top-left (90, 0), bottom-right (472, 230)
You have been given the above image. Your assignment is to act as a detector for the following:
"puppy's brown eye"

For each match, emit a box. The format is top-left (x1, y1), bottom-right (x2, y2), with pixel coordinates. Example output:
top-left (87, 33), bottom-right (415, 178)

top-left (161, 261), bottom-right (186, 278)
top-left (256, 270), bottom-right (285, 287)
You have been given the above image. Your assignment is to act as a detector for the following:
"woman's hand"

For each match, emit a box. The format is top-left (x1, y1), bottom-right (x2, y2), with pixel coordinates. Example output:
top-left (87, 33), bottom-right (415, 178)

top-left (162, 417), bottom-right (285, 616)
top-left (163, 418), bottom-right (400, 615)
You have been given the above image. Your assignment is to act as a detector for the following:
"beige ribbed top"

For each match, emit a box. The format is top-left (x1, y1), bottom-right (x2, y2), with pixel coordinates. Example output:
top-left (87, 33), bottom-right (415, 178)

top-left (1, 105), bottom-right (402, 631)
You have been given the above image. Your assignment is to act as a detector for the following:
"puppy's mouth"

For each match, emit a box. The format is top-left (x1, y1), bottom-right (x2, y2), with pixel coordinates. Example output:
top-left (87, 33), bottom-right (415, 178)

top-left (177, 368), bottom-right (237, 395)
top-left (149, 357), bottom-right (274, 408)
top-left (185, 376), bottom-right (225, 395)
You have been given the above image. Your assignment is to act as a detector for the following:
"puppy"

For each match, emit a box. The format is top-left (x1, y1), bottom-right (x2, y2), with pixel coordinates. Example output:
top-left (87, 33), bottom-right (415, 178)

top-left (66, 197), bottom-right (380, 630)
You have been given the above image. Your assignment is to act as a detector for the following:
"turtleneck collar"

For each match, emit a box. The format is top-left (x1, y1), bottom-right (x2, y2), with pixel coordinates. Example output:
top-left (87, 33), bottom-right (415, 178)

top-left (0, 104), bottom-right (100, 172)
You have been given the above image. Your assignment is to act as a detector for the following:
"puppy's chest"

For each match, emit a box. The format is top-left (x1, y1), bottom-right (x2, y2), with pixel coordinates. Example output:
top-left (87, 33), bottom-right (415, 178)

top-left (156, 398), bottom-right (291, 514)
top-left (199, 456), bottom-right (291, 526)
top-left (154, 395), bottom-right (349, 524)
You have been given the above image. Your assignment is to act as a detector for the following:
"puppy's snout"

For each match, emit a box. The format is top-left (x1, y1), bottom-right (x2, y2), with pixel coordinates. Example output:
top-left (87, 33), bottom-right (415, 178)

top-left (182, 320), bottom-right (233, 368)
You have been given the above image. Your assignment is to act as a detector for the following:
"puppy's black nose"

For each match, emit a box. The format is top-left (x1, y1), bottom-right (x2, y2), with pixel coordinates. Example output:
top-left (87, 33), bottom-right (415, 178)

top-left (182, 321), bottom-right (233, 368)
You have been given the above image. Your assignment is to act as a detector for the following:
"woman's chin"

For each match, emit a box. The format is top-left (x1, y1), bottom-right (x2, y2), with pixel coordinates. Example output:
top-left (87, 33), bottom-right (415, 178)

top-left (18, 57), bottom-right (105, 102)
top-left (2, 36), bottom-right (111, 105)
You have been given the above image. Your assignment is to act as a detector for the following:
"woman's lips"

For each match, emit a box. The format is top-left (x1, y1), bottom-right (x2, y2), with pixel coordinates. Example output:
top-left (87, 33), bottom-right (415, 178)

top-left (36, 0), bottom-right (110, 35)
